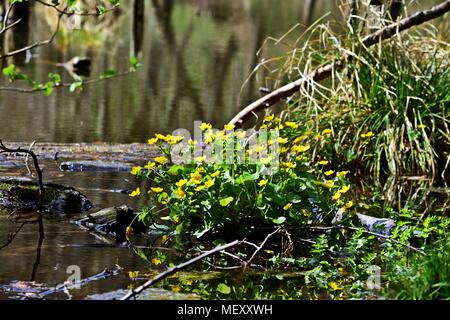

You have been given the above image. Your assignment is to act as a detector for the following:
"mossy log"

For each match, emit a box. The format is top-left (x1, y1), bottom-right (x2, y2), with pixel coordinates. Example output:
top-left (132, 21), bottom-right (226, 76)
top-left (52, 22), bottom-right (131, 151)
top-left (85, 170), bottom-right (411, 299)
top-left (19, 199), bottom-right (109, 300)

top-left (0, 177), bottom-right (93, 214)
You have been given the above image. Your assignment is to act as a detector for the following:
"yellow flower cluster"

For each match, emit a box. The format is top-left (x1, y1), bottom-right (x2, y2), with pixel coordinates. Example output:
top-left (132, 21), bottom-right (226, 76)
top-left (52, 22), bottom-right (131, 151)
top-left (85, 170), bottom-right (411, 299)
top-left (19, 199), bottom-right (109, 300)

top-left (148, 134), bottom-right (184, 145)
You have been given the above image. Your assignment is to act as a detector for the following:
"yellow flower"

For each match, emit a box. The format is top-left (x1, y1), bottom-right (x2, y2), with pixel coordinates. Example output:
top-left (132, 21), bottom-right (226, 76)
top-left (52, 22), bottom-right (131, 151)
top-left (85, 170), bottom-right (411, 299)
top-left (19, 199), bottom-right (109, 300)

top-left (323, 180), bottom-right (334, 188)
top-left (224, 123), bottom-right (235, 131)
top-left (322, 128), bottom-right (332, 135)
top-left (332, 192), bottom-right (342, 201)
top-left (211, 171), bottom-right (221, 178)
top-left (340, 185), bottom-right (350, 193)
top-left (130, 166), bottom-right (141, 175)
top-left (344, 201), bottom-right (353, 209)
top-left (155, 134), bottom-right (166, 140)
top-left (204, 134), bottom-right (214, 144)
top-left (277, 137), bottom-right (288, 144)
top-left (151, 257), bottom-right (162, 266)
top-left (329, 281), bottom-right (342, 291)
top-left (283, 203), bottom-right (292, 210)
top-left (188, 139), bottom-right (197, 146)
top-left (254, 145), bottom-right (264, 153)
top-left (189, 171), bottom-right (202, 184)
top-left (196, 167), bottom-right (205, 173)
top-left (172, 285), bottom-right (182, 293)
top-left (151, 187), bottom-right (163, 193)
top-left (130, 187), bottom-right (141, 197)
top-left (161, 235), bottom-right (170, 243)
top-left (200, 123), bottom-right (212, 131)
top-left (144, 161), bottom-right (156, 170)
top-left (176, 189), bottom-right (186, 198)
top-left (260, 124), bottom-right (268, 129)
top-left (235, 131), bottom-right (246, 139)
top-left (336, 171), bottom-right (349, 178)
top-left (417, 124), bottom-right (427, 130)
top-left (173, 216), bottom-right (180, 223)
top-left (292, 145), bottom-right (310, 153)
top-left (204, 179), bottom-right (215, 189)
top-left (260, 156), bottom-right (272, 165)
top-left (155, 156), bottom-right (168, 165)
top-left (316, 160), bottom-right (329, 166)
top-left (128, 271), bottom-right (139, 279)
top-left (361, 131), bottom-right (374, 138)
top-left (258, 180), bottom-right (268, 187)
top-left (176, 179), bottom-right (188, 188)
top-left (195, 185), bottom-right (205, 192)
top-left (148, 138), bottom-right (158, 145)
top-left (168, 135), bottom-right (184, 145)
top-left (195, 156), bottom-right (206, 163)
top-left (324, 170), bottom-right (335, 176)
top-left (285, 121), bottom-right (299, 129)
top-left (281, 162), bottom-right (296, 169)
top-left (264, 114), bottom-right (274, 122)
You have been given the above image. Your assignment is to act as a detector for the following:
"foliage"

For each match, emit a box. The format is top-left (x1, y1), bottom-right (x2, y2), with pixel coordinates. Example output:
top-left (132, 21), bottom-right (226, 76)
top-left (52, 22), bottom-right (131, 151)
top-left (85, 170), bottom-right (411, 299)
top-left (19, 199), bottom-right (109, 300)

top-left (255, 10), bottom-right (449, 184)
top-left (126, 1), bottom-right (450, 300)
top-left (130, 118), bottom-right (353, 243)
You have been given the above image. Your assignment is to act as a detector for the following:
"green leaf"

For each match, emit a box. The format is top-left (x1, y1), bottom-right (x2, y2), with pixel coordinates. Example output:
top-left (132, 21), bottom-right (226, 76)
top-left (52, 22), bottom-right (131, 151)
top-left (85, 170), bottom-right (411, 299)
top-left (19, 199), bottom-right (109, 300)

top-left (129, 56), bottom-right (142, 71)
top-left (100, 69), bottom-right (116, 79)
top-left (2, 64), bottom-right (16, 80)
top-left (219, 197), bottom-right (234, 207)
top-left (216, 283), bottom-right (231, 295)
top-left (69, 81), bottom-right (83, 92)
top-left (271, 216), bottom-right (286, 224)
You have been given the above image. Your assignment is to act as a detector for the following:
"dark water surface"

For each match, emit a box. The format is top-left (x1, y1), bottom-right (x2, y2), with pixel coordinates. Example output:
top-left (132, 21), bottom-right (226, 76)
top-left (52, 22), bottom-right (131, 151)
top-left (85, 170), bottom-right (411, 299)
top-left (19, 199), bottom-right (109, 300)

top-left (0, 0), bottom-right (340, 143)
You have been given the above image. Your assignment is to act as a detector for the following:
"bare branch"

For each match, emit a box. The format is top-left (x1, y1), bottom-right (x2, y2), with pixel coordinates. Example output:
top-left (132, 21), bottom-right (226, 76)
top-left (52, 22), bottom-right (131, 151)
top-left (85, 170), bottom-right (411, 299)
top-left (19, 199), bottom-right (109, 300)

top-left (35, 0), bottom-right (119, 17)
top-left (0, 3), bottom-right (22, 35)
top-left (0, 8), bottom-right (65, 60)
top-left (120, 240), bottom-right (242, 300)
top-left (0, 140), bottom-right (45, 208)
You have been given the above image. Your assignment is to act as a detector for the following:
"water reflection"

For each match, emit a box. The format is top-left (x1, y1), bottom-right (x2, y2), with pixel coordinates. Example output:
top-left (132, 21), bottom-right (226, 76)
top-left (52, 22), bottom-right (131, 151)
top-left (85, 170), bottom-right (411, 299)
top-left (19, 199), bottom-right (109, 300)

top-left (0, 0), bottom-right (340, 143)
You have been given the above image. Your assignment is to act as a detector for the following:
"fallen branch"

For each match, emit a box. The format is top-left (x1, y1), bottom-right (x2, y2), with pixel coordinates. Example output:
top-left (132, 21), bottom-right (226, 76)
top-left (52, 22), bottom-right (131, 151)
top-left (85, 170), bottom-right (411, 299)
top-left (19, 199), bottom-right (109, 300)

top-left (228, 0), bottom-right (450, 126)
top-left (34, 266), bottom-right (123, 299)
top-left (120, 240), bottom-right (241, 300)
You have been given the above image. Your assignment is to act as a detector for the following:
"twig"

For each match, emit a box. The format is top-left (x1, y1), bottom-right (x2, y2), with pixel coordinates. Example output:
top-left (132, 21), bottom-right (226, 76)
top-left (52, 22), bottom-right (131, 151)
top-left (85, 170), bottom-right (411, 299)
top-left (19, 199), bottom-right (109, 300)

top-left (0, 3), bottom-right (21, 35)
top-left (35, 0), bottom-right (119, 17)
top-left (0, 222), bottom-right (25, 251)
top-left (0, 8), bottom-right (65, 59)
top-left (0, 140), bottom-right (45, 208)
top-left (244, 228), bottom-right (280, 268)
top-left (120, 240), bottom-right (241, 300)
top-left (228, 0), bottom-right (450, 125)
top-left (25, 140), bottom-right (36, 176)
top-left (0, 69), bottom-right (136, 93)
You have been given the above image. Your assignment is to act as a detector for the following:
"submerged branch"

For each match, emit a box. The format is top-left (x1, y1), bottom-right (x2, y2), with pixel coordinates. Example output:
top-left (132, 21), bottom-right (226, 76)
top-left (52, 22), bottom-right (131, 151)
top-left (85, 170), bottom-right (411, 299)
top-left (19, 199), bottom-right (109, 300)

top-left (120, 240), bottom-right (242, 300)
top-left (228, 0), bottom-right (450, 126)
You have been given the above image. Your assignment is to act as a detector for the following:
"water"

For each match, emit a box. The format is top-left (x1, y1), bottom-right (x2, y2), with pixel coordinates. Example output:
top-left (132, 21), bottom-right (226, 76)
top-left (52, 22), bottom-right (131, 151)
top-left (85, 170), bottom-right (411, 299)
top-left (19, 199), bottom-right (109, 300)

top-left (0, 0), bottom-right (339, 143)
